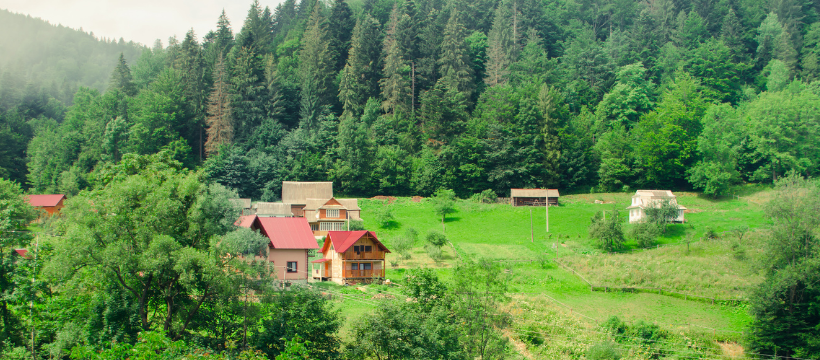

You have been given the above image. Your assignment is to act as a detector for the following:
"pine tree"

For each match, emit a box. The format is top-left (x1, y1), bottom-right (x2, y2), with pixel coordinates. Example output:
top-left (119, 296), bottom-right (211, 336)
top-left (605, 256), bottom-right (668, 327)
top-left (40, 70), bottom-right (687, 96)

top-left (176, 29), bottom-right (208, 160)
top-left (215, 10), bottom-right (234, 55)
top-left (380, 4), bottom-right (411, 114)
top-left (110, 53), bottom-right (136, 96)
top-left (721, 8), bottom-right (743, 59)
top-left (775, 28), bottom-right (799, 72)
top-left (230, 46), bottom-right (266, 141)
top-left (484, 1), bottom-right (517, 87)
top-left (339, 15), bottom-right (382, 118)
top-left (205, 53), bottom-right (233, 155)
top-left (539, 84), bottom-right (561, 187)
top-left (416, 8), bottom-right (445, 92)
top-left (438, 11), bottom-right (474, 98)
top-left (327, 0), bottom-right (356, 72)
top-left (237, 0), bottom-right (273, 52)
top-left (298, 2), bottom-right (333, 127)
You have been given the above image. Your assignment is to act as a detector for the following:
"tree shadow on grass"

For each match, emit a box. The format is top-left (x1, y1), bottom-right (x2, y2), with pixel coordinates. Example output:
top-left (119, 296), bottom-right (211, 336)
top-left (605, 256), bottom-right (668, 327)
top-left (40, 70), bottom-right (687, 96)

top-left (378, 220), bottom-right (401, 230)
top-left (443, 216), bottom-right (461, 223)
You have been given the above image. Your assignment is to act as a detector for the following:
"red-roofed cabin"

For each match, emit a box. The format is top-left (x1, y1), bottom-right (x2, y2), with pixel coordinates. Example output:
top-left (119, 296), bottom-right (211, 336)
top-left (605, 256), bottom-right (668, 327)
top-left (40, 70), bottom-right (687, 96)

top-left (236, 215), bottom-right (320, 283)
top-left (25, 194), bottom-right (66, 216)
top-left (312, 231), bottom-right (389, 285)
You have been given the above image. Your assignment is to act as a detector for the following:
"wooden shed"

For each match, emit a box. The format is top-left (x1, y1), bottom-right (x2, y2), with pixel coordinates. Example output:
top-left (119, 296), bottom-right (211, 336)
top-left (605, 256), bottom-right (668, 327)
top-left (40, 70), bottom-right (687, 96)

top-left (25, 194), bottom-right (66, 216)
top-left (510, 189), bottom-right (559, 206)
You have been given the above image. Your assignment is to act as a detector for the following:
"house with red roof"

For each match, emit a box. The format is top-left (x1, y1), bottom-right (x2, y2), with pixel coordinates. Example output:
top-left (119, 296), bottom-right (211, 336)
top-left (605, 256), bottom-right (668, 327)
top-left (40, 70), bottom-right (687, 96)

top-left (25, 194), bottom-right (66, 216)
top-left (311, 231), bottom-right (390, 285)
top-left (236, 215), bottom-right (319, 282)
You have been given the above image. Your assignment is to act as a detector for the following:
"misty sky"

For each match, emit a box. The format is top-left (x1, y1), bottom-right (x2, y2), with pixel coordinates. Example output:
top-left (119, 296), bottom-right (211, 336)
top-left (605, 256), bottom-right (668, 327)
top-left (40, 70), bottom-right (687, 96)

top-left (0, 0), bottom-right (285, 46)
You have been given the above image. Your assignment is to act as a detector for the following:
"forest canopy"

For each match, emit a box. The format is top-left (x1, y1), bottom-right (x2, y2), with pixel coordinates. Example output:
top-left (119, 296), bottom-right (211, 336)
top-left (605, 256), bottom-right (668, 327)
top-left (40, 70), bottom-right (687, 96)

top-left (4, 0), bottom-right (820, 199)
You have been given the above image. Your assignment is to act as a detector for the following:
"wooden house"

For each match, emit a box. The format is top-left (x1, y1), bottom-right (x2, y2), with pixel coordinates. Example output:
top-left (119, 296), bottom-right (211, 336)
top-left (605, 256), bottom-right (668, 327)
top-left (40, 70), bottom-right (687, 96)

top-left (236, 215), bottom-right (319, 282)
top-left (626, 190), bottom-right (687, 224)
top-left (312, 231), bottom-right (389, 285)
top-left (25, 194), bottom-right (66, 216)
top-left (510, 189), bottom-right (560, 206)
top-left (279, 182), bottom-right (362, 236)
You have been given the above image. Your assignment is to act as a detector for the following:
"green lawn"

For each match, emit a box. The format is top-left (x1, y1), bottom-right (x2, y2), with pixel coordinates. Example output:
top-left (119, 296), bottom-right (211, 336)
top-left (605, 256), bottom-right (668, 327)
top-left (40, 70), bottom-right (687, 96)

top-left (339, 189), bottom-right (771, 356)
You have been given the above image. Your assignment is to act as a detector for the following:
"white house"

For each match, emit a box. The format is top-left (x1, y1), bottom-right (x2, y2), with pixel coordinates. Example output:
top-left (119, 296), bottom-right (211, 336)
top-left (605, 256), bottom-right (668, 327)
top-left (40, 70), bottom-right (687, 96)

top-left (626, 190), bottom-right (687, 224)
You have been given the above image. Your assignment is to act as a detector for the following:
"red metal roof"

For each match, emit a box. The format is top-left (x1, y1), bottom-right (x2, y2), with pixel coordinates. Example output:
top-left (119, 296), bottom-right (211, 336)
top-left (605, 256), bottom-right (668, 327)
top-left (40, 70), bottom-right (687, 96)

top-left (311, 259), bottom-right (329, 263)
top-left (235, 215), bottom-right (257, 228)
top-left (14, 249), bottom-right (28, 257)
top-left (25, 194), bottom-right (65, 207)
top-left (326, 231), bottom-right (390, 253)
top-left (255, 217), bottom-right (319, 249)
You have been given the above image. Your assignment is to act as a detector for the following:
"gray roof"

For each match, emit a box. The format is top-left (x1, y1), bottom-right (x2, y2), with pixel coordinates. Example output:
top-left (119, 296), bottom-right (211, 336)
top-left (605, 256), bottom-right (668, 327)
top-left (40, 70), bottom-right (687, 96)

top-left (230, 198), bottom-right (252, 209)
top-left (510, 189), bottom-right (560, 198)
top-left (337, 199), bottom-right (360, 211)
top-left (282, 182), bottom-right (333, 204)
top-left (253, 202), bottom-right (293, 216)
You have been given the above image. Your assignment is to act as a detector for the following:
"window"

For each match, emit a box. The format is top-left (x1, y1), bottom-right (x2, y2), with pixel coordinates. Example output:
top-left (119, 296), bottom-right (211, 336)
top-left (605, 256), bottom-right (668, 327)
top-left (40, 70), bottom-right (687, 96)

top-left (326, 209), bottom-right (339, 218)
top-left (286, 262), bottom-right (297, 273)
top-left (320, 222), bottom-right (345, 231)
top-left (351, 263), bottom-right (359, 270)
top-left (362, 263), bottom-right (372, 270)
top-left (310, 223), bottom-right (318, 231)
top-left (353, 245), bottom-right (361, 253)
top-left (365, 245), bottom-right (372, 252)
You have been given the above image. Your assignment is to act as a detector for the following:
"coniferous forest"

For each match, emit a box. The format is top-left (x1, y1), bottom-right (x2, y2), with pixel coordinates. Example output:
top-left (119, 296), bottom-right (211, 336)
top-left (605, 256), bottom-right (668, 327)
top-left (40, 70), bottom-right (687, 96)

top-left (2, 0), bottom-right (819, 200)
top-left (3, 0), bottom-right (820, 358)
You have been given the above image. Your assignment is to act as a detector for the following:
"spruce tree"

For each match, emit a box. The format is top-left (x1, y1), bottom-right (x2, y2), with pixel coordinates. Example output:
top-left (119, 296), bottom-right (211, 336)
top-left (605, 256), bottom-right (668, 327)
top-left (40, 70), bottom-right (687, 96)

top-left (380, 4), bottom-right (411, 114)
top-left (215, 9), bottom-right (234, 55)
top-left (110, 53), bottom-right (136, 96)
top-left (230, 46), bottom-right (266, 141)
top-left (484, 1), bottom-right (517, 87)
top-left (438, 11), bottom-right (474, 98)
top-left (538, 84), bottom-right (562, 187)
top-left (298, 2), bottom-right (333, 127)
top-left (176, 30), bottom-right (208, 160)
top-left (721, 8), bottom-right (743, 60)
top-left (327, 0), bottom-right (355, 72)
top-left (205, 53), bottom-right (233, 156)
top-left (339, 15), bottom-right (383, 118)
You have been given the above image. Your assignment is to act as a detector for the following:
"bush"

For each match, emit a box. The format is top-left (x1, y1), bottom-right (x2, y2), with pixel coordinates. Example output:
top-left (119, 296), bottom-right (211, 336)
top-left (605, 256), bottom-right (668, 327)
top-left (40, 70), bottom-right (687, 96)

top-left (374, 204), bottom-right (395, 228)
top-left (426, 231), bottom-right (448, 247)
top-left (425, 243), bottom-right (443, 263)
top-left (393, 235), bottom-right (414, 260)
top-left (587, 342), bottom-right (621, 360)
top-left (703, 226), bottom-right (719, 240)
top-left (348, 219), bottom-right (365, 230)
top-left (629, 222), bottom-right (661, 248)
top-left (470, 189), bottom-right (498, 203)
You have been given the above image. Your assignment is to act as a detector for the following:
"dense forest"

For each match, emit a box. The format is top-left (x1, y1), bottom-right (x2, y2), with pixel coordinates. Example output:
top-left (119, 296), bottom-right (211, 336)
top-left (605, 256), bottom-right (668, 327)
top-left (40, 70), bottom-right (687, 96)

top-left (0, 9), bottom-right (143, 186)
top-left (3, 0), bottom-right (820, 199)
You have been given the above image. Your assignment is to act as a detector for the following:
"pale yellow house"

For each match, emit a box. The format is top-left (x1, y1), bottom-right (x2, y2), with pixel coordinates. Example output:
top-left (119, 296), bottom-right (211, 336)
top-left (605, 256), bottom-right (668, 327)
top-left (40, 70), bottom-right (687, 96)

top-left (626, 190), bottom-right (687, 224)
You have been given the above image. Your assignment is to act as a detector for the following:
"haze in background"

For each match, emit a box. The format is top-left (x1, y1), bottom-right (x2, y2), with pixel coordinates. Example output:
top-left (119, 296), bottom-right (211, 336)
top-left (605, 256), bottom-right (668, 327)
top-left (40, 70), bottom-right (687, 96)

top-left (0, 0), bottom-right (285, 46)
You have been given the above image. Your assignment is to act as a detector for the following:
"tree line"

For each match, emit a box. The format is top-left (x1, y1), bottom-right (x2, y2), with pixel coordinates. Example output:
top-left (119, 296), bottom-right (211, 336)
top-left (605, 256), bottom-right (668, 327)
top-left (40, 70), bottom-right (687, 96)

top-left (1, 0), bottom-right (819, 199)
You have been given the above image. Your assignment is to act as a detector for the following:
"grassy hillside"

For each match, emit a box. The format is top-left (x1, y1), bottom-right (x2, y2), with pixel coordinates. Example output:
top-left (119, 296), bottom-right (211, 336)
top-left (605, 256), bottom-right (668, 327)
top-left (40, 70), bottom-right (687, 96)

top-left (320, 188), bottom-right (771, 355)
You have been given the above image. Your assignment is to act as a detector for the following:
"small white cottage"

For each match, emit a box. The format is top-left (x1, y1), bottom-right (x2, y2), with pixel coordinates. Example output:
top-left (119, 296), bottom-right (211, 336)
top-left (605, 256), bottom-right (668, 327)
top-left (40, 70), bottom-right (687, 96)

top-left (626, 190), bottom-right (687, 224)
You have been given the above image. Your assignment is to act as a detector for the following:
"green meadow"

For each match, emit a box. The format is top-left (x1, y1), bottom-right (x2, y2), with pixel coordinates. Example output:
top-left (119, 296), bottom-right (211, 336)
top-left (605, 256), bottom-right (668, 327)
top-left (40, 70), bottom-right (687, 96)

top-left (321, 188), bottom-right (774, 349)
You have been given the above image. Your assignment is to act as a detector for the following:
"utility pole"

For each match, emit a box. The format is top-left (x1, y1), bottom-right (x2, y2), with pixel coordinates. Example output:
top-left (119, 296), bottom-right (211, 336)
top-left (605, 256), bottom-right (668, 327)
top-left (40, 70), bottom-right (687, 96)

top-left (30, 235), bottom-right (38, 360)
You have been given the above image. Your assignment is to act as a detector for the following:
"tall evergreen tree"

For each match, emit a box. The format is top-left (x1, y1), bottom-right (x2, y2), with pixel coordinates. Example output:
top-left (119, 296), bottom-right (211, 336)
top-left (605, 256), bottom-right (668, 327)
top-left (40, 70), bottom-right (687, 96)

top-left (298, 2), bottom-right (333, 128)
top-left (229, 47), bottom-right (266, 141)
top-left (110, 53), bottom-right (136, 96)
top-left (539, 84), bottom-right (562, 187)
top-left (205, 53), bottom-right (232, 156)
top-left (380, 4), bottom-right (411, 114)
top-left (339, 15), bottom-right (383, 118)
top-left (484, 1), bottom-right (518, 87)
top-left (215, 10), bottom-right (234, 55)
top-left (437, 11), bottom-right (474, 99)
top-left (176, 29), bottom-right (208, 160)
top-left (327, 0), bottom-right (356, 73)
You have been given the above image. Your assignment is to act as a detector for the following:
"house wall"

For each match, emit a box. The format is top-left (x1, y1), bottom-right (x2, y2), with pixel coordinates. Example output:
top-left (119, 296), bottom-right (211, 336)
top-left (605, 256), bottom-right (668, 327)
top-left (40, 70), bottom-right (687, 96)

top-left (291, 205), bottom-right (305, 217)
top-left (267, 248), bottom-right (309, 281)
top-left (330, 247), bottom-right (344, 285)
top-left (319, 208), bottom-right (347, 220)
top-left (629, 209), bottom-right (645, 223)
top-left (348, 210), bottom-right (361, 220)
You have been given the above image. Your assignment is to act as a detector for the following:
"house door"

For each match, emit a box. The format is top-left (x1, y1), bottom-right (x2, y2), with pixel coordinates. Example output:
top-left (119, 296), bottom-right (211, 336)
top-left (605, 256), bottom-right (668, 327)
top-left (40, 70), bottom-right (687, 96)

top-left (324, 262), bottom-right (329, 277)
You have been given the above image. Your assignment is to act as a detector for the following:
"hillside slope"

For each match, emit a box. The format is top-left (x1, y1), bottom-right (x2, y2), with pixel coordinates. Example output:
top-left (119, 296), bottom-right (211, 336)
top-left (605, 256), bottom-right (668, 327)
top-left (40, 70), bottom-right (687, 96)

top-left (0, 9), bottom-right (143, 104)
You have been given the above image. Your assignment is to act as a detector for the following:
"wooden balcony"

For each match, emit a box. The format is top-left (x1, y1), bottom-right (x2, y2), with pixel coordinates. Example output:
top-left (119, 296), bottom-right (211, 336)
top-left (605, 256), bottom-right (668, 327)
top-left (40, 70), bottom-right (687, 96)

top-left (343, 269), bottom-right (385, 278)
top-left (342, 251), bottom-right (386, 260)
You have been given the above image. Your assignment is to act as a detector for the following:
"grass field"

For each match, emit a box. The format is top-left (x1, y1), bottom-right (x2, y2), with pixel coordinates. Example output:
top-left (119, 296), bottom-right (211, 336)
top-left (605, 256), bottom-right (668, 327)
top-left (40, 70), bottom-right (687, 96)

top-left (323, 188), bottom-right (772, 357)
